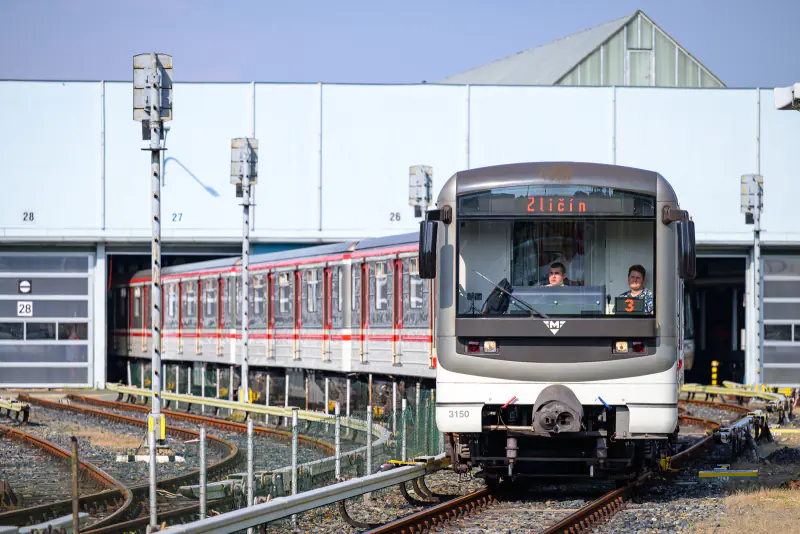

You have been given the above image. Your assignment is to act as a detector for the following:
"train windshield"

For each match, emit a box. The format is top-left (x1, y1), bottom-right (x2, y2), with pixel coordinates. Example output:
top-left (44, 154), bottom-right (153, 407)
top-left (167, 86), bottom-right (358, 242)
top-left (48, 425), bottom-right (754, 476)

top-left (456, 185), bottom-right (656, 318)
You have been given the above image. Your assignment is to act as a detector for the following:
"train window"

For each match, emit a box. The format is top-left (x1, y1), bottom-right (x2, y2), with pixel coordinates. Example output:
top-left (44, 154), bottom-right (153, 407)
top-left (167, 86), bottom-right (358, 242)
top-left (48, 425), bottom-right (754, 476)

top-left (202, 279), bottom-right (218, 329)
top-left (253, 275), bottom-right (265, 316)
top-left (351, 267), bottom-right (357, 311)
top-left (279, 273), bottom-right (291, 314)
top-left (133, 287), bottom-right (141, 318)
top-left (185, 282), bottom-right (197, 318)
top-left (0, 323), bottom-right (23, 340)
top-left (305, 270), bottom-right (319, 313)
top-left (168, 284), bottom-right (178, 319)
top-left (204, 279), bottom-right (217, 316)
top-left (374, 262), bottom-right (388, 310)
top-left (408, 259), bottom-right (423, 309)
top-left (336, 267), bottom-right (343, 312)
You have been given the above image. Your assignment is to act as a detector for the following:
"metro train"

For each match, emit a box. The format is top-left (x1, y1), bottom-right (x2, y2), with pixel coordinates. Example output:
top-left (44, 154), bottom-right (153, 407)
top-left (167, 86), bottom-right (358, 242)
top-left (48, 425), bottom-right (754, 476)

top-left (111, 234), bottom-right (438, 383)
top-left (420, 162), bottom-right (696, 484)
top-left (112, 160), bottom-right (696, 485)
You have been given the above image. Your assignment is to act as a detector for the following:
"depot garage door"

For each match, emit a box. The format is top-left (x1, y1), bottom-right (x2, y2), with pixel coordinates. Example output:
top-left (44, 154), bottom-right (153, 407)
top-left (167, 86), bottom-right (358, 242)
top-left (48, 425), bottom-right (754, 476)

top-left (0, 253), bottom-right (93, 387)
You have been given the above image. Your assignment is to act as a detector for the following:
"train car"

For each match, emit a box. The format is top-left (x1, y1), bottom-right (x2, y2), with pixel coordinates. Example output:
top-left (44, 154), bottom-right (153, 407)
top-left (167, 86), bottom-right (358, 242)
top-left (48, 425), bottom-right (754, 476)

top-left (420, 162), bottom-right (696, 484)
top-left (110, 233), bottom-right (437, 390)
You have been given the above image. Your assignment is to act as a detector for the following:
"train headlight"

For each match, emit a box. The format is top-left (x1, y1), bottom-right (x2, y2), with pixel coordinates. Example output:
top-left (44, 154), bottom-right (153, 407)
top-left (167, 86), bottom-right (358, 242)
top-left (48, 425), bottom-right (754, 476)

top-left (483, 341), bottom-right (497, 353)
top-left (614, 341), bottom-right (629, 353)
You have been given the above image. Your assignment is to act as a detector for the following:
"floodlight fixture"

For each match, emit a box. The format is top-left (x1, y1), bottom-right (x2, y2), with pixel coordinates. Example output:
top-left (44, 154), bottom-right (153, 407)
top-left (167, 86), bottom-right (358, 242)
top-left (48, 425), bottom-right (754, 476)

top-left (774, 83), bottom-right (800, 111)
top-left (409, 165), bottom-right (433, 218)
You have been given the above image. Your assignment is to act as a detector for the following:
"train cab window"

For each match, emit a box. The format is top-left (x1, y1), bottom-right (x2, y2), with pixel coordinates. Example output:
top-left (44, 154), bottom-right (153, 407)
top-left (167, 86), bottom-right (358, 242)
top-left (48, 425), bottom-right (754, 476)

top-left (374, 262), bottom-right (388, 311)
top-left (408, 258), bottom-right (424, 309)
top-left (306, 270), bottom-right (318, 313)
top-left (456, 185), bottom-right (656, 318)
top-left (279, 273), bottom-right (291, 314)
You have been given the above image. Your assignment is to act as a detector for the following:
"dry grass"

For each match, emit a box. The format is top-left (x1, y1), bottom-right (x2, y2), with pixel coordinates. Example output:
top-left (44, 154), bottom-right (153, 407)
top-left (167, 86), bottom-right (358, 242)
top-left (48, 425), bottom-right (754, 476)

top-left (61, 424), bottom-right (145, 450)
top-left (692, 487), bottom-right (800, 533)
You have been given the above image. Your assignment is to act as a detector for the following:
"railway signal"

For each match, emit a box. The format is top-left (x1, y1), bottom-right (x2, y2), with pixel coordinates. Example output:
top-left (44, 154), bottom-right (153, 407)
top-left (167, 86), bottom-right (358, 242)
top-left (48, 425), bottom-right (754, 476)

top-left (231, 137), bottom-right (258, 405)
top-left (133, 51), bottom-right (172, 528)
top-left (741, 174), bottom-right (764, 385)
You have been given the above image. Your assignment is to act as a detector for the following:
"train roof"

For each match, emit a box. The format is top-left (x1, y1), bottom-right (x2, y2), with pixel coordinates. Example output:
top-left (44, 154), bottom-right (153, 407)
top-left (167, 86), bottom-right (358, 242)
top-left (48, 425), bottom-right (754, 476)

top-left (353, 232), bottom-right (418, 251)
top-left (122, 233), bottom-right (419, 284)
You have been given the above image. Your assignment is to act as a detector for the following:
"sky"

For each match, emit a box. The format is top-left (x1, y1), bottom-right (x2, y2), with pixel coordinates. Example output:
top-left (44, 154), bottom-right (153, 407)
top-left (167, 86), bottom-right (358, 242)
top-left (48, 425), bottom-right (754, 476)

top-left (1, 0), bottom-right (799, 88)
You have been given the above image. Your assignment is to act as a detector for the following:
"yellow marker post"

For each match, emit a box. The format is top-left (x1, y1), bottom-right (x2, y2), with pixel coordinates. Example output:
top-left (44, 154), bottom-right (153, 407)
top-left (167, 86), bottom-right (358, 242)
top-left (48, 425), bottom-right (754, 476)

top-left (147, 413), bottom-right (166, 441)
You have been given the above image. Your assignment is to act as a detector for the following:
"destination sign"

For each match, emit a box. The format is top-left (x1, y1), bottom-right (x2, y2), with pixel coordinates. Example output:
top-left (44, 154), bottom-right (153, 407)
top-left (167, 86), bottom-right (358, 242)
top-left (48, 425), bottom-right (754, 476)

top-left (457, 185), bottom-right (655, 218)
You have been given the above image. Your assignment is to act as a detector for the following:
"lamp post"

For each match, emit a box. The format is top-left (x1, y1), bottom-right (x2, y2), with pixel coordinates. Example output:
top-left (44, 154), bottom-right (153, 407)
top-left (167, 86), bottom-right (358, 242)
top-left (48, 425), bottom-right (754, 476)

top-left (231, 138), bottom-right (258, 405)
top-left (133, 52), bottom-right (173, 528)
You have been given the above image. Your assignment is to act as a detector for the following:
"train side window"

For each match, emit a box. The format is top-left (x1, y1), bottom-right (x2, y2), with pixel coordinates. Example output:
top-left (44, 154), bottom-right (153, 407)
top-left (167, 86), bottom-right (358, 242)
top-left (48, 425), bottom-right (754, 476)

top-left (375, 262), bottom-right (388, 310)
top-left (204, 279), bottom-right (217, 316)
top-left (336, 267), bottom-right (343, 312)
top-left (133, 287), bottom-right (141, 318)
top-left (186, 282), bottom-right (196, 318)
top-left (253, 275), bottom-right (265, 316)
top-left (306, 269), bottom-right (318, 313)
top-left (408, 258), bottom-right (424, 309)
top-left (118, 288), bottom-right (128, 326)
top-left (279, 273), bottom-right (291, 313)
top-left (168, 284), bottom-right (178, 320)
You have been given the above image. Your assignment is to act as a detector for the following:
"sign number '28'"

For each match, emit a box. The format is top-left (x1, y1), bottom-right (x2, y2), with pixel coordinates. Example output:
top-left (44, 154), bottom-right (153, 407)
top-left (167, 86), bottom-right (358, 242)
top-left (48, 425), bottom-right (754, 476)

top-left (17, 301), bottom-right (33, 317)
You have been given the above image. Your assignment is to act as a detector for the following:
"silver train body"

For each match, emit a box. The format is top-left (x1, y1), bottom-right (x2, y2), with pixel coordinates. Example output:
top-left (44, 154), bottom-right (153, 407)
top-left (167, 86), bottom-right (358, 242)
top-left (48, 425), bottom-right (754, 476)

top-left (111, 234), bottom-right (438, 382)
top-left (421, 162), bottom-right (696, 483)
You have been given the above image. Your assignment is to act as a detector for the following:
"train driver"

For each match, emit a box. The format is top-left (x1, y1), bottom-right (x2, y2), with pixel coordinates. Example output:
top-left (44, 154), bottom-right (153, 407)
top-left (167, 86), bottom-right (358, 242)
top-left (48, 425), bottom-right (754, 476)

top-left (616, 264), bottom-right (654, 315)
top-left (545, 262), bottom-right (566, 287)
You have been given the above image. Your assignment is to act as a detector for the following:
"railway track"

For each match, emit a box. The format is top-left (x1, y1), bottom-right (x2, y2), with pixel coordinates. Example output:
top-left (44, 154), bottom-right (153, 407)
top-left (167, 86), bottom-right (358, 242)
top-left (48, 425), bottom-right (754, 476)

top-left (0, 424), bottom-right (133, 530)
top-left (0, 394), bottom-right (240, 534)
top-left (349, 400), bottom-right (753, 534)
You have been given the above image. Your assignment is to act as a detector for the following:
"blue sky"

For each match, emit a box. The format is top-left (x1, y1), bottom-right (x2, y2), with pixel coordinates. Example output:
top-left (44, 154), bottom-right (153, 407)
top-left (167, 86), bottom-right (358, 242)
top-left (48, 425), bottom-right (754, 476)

top-left (1, 0), bottom-right (798, 87)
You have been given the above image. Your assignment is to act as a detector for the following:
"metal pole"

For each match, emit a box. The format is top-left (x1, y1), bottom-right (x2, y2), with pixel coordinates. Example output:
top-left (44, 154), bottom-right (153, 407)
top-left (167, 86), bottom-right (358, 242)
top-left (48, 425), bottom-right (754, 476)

top-left (291, 408), bottom-right (299, 495)
top-left (147, 54), bottom-right (165, 529)
top-left (346, 378), bottom-right (351, 417)
top-left (201, 363), bottom-right (206, 414)
top-left (247, 420), bottom-right (254, 508)
top-left (199, 427), bottom-right (207, 519)
top-left (241, 161), bottom-right (251, 402)
top-left (324, 377), bottom-right (329, 414)
top-left (127, 360), bottom-right (132, 387)
top-left (754, 193), bottom-right (764, 384)
top-left (415, 382), bottom-right (421, 450)
top-left (401, 398), bottom-right (407, 462)
top-left (392, 381), bottom-right (397, 435)
top-left (266, 373), bottom-right (271, 426)
top-left (366, 405), bottom-right (373, 476)
top-left (175, 364), bottom-right (180, 410)
top-left (71, 436), bottom-right (79, 534)
top-left (334, 402), bottom-right (341, 480)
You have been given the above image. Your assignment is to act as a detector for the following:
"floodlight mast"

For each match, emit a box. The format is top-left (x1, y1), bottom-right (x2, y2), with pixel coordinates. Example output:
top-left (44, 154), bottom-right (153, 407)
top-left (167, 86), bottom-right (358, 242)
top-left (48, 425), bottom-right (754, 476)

top-left (231, 138), bottom-right (258, 406)
top-left (741, 174), bottom-right (764, 385)
top-left (133, 52), bottom-right (172, 529)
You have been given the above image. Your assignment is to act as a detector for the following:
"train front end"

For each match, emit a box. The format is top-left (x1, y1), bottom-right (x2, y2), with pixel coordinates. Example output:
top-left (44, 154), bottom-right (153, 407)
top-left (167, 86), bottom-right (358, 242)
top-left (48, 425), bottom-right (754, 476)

top-left (419, 162), bottom-right (696, 484)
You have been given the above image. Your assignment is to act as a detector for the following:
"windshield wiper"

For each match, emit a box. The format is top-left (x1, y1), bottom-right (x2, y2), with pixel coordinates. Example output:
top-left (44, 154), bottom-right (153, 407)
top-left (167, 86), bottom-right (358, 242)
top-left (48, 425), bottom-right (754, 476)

top-left (472, 270), bottom-right (549, 319)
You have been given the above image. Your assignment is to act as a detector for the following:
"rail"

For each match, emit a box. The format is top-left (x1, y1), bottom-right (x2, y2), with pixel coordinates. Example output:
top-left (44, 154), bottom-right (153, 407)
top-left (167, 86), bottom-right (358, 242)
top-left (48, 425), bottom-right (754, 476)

top-left (681, 383), bottom-right (787, 404)
top-left (0, 398), bottom-right (29, 423)
top-left (160, 454), bottom-right (450, 534)
top-left (105, 384), bottom-right (387, 439)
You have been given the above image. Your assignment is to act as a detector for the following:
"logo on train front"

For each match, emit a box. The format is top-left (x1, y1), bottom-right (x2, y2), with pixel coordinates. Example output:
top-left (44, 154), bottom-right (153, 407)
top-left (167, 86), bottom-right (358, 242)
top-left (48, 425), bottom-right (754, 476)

top-left (544, 320), bottom-right (566, 335)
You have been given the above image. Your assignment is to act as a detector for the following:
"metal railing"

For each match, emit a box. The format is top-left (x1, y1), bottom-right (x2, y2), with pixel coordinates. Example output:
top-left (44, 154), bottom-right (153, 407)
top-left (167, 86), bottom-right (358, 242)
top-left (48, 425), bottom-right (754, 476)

top-left (162, 454), bottom-right (449, 534)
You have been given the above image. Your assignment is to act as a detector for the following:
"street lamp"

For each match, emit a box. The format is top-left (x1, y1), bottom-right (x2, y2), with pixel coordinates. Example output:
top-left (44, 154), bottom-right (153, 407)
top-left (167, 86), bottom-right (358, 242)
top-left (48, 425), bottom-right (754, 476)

top-left (231, 138), bottom-right (258, 405)
top-left (133, 52), bottom-right (172, 528)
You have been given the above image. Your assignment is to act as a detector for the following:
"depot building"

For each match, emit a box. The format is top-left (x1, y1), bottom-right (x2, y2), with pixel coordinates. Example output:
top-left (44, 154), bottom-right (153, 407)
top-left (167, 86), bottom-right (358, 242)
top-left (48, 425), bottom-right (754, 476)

top-left (0, 10), bottom-right (798, 389)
